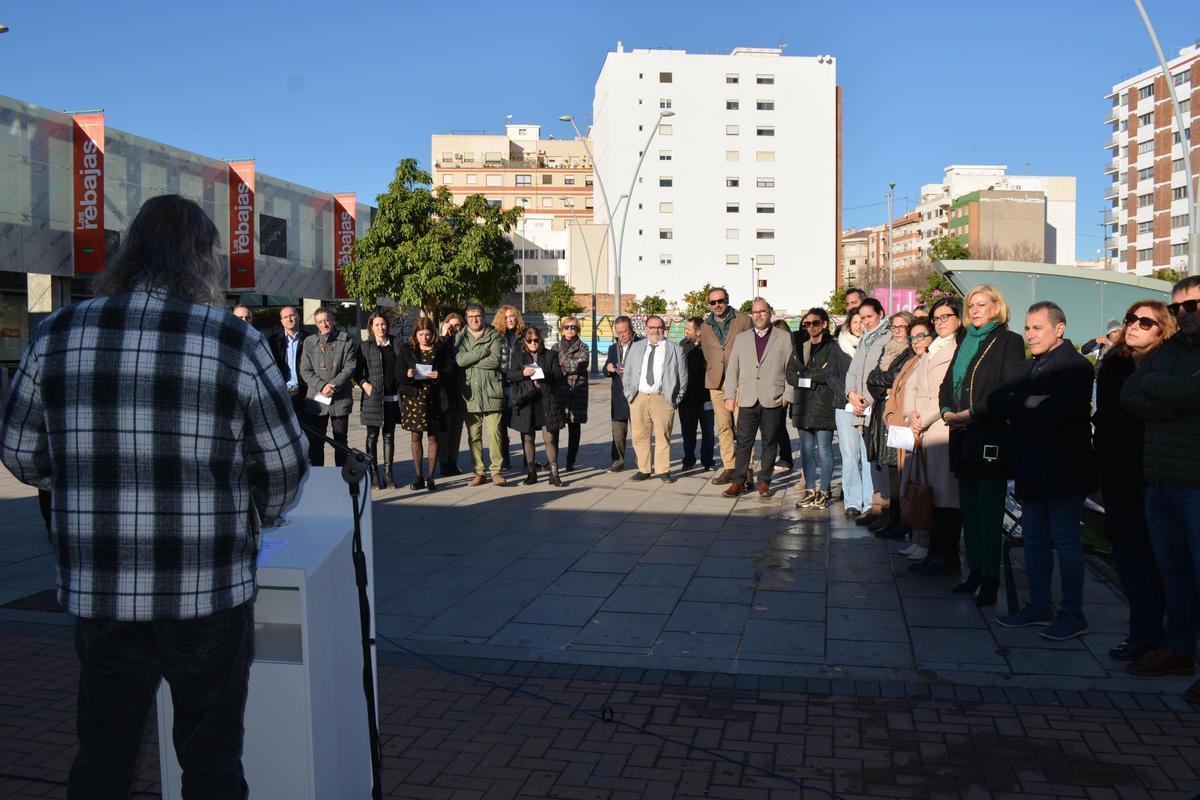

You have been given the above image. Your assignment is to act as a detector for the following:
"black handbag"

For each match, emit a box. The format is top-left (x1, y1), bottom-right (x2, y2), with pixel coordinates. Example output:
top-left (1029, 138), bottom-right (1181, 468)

top-left (900, 442), bottom-right (936, 530)
top-left (510, 378), bottom-right (541, 410)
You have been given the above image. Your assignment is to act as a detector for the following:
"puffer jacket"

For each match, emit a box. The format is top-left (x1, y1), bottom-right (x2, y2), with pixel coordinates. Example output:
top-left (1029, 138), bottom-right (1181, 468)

top-left (1120, 331), bottom-right (1200, 485)
top-left (785, 332), bottom-right (837, 431)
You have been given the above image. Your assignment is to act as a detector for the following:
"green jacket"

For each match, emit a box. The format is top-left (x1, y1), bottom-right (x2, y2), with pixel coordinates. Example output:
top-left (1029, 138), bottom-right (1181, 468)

top-left (454, 326), bottom-right (504, 413)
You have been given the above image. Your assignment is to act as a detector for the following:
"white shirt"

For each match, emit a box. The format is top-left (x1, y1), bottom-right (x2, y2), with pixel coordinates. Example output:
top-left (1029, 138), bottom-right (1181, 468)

top-left (638, 340), bottom-right (664, 394)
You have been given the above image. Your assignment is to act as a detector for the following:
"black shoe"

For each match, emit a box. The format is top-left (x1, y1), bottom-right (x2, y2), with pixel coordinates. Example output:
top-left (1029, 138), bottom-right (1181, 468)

top-left (868, 513), bottom-right (893, 533)
top-left (608, 462), bottom-right (625, 473)
top-left (439, 463), bottom-right (459, 477)
top-left (426, 478), bottom-right (437, 492)
top-left (655, 472), bottom-right (676, 483)
top-left (1109, 640), bottom-right (1158, 662)
top-left (855, 510), bottom-right (881, 527)
top-left (913, 555), bottom-right (955, 575)
top-left (844, 507), bottom-right (861, 519)
top-left (524, 470), bottom-right (537, 485)
top-left (631, 471), bottom-right (652, 481)
top-left (702, 463), bottom-right (716, 471)
top-left (878, 522), bottom-right (908, 541)
top-left (548, 472), bottom-right (564, 487)
top-left (371, 468), bottom-right (384, 491)
top-left (502, 459), bottom-right (512, 470)
top-left (681, 460), bottom-right (696, 470)
top-left (952, 570), bottom-right (982, 594)
top-left (564, 462), bottom-right (576, 472)
top-left (974, 578), bottom-right (999, 607)
top-left (409, 478), bottom-right (426, 491)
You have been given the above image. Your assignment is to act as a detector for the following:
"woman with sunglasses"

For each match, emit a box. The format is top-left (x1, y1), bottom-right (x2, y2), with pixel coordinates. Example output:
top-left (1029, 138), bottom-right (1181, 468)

top-left (864, 312), bottom-right (916, 538)
top-left (552, 316), bottom-right (590, 471)
top-left (786, 308), bottom-right (837, 509)
top-left (506, 326), bottom-right (566, 486)
top-left (1095, 302), bottom-right (1175, 664)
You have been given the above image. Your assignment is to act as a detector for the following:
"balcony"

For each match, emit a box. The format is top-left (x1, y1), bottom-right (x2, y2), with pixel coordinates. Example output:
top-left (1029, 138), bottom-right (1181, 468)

top-left (434, 157), bottom-right (591, 170)
top-left (1104, 160), bottom-right (1119, 175)
top-left (1105, 110), bottom-right (1119, 125)
top-left (1104, 183), bottom-right (1120, 200)
top-left (1104, 134), bottom-right (1120, 150)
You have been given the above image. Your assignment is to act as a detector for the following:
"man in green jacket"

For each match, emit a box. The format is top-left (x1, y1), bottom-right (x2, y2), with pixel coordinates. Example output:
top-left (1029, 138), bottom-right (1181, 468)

top-left (457, 303), bottom-right (506, 485)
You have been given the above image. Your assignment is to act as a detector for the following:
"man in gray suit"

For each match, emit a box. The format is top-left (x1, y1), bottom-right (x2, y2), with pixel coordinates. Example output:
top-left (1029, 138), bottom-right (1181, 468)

top-left (722, 299), bottom-right (793, 498)
top-left (622, 315), bottom-right (687, 483)
top-left (299, 306), bottom-right (358, 467)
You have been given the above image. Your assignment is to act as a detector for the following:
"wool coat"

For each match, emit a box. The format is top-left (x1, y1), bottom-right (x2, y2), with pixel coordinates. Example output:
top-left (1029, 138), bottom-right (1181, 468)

top-left (300, 328), bottom-right (358, 417)
top-left (865, 347), bottom-right (914, 465)
top-left (552, 336), bottom-right (590, 424)
top-left (900, 339), bottom-right (961, 508)
top-left (1094, 352), bottom-right (1149, 545)
top-left (505, 346), bottom-right (565, 433)
top-left (724, 326), bottom-right (794, 409)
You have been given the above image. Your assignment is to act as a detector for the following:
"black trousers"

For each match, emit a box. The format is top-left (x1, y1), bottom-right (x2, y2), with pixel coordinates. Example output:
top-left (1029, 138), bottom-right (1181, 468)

top-left (677, 404), bottom-right (715, 468)
top-left (611, 419), bottom-right (629, 467)
top-left (309, 413), bottom-right (349, 467)
top-left (733, 403), bottom-right (785, 484)
top-left (70, 603), bottom-right (254, 800)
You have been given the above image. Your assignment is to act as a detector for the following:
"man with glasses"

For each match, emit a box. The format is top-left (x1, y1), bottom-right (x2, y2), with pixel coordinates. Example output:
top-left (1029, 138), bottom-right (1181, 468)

top-left (456, 304), bottom-right (506, 485)
top-left (721, 299), bottom-right (792, 497)
top-left (700, 287), bottom-right (753, 484)
top-left (1121, 275), bottom-right (1200, 704)
top-left (621, 315), bottom-right (687, 482)
top-left (300, 306), bottom-right (358, 467)
top-left (604, 316), bottom-right (641, 471)
top-left (679, 317), bottom-right (716, 471)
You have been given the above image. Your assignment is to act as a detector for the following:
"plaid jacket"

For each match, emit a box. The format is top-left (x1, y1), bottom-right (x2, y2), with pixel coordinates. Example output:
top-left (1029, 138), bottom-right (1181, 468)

top-left (553, 337), bottom-right (590, 424)
top-left (0, 290), bottom-right (308, 621)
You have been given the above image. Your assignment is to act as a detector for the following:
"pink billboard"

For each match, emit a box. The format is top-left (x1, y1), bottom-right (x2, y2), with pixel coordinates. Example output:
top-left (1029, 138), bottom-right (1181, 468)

top-left (874, 287), bottom-right (920, 314)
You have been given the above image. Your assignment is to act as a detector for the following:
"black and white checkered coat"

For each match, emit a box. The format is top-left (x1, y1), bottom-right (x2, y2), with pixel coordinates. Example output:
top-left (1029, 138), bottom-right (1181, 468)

top-left (0, 290), bottom-right (308, 621)
top-left (552, 337), bottom-right (590, 423)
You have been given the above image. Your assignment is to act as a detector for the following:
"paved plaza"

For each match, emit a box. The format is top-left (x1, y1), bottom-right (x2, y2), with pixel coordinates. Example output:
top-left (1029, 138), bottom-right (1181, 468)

top-left (1, 382), bottom-right (1198, 798)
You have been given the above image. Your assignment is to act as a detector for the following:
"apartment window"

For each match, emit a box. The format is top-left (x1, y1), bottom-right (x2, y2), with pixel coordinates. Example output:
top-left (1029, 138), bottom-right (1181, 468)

top-left (756, 100), bottom-right (775, 111)
top-left (659, 254), bottom-right (673, 265)
top-left (1119, 92), bottom-right (1128, 105)
top-left (659, 72), bottom-right (672, 83)
top-left (1138, 140), bottom-right (1154, 154)
top-left (486, 198), bottom-right (502, 208)
top-left (466, 174), bottom-right (478, 185)
top-left (563, 197), bottom-right (575, 208)
top-left (542, 174), bottom-right (553, 185)
top-left (756, 177), bottom-right (775, 188)
top-left (1137, 248), bottom-right (1152, 261)
top-left (726, 124), bottom-right (740, 135)
top-left (1182, 98), bottom-right (1191, 114)
top-left (726, 150), bottom-right (740, 161)
top-left (659, 150), bottom-right (672, 161)
top-left (659, 177), bottom-right (672, 187)
top-left (443, 174), bottom-right (454, 184)
top-left (756, 229), bottom-right (775, 239)
top-left (564, 175), bottom-right (576, 185)
top-left (726, 254), bottom-right (740, 265)
top-left (585, 198), bottom-right (594, 209)
top-left (1174, 130), bottom-right (1191, 143)
top-left (726, 177), bottom-right (740, 187)
top-left (1119, 224), bottom-right (1128, 236)
top-left (585, 176), bottom-right (594, 186)
top-left (756, 126), bottom-right (775, 137)
top-left (1138, 167), bottom-right (1153, 181)
top-left (659, 229), bottom-right (673, 239)
top-left (726, 73), bottom-right (739, 84)
top-left (756, 203), bottom-right (775, 214)
top-left (726, 228), bottom-right (739, 239)
top-left (1138, 112), bottom-right (1152, 126)
top-left (659, 123), bottom-right (673, 135)
top-left (1174, 242), bottom-right (1189, 256)
top-left (1138, 85), bottom-right (1154, 100)
top-left (441, 151), bottom-right (454, 162)
top-left (726, 202), bottom-right (740, 213)
top-left (546, 249), bottom-right (565, 260)
top-left (756, 151), bottom-right (775, 162)
top-left (515, 174), bottom-right (532, 186)
top-left (660, 202), bottom-right (673, 213)
top-left (1120, 119), bottom-right (1128, 131)
top-left (756, 74), bottom-right (775, 85)
top-left (541, 198), bottom-right (553, 208)
top-left (524, 275), bottom-right (539, 286)
top-left (726, 100), bottom-right (740, 110)
top-left (1174, 71), bottom-right (1189, 86)
top-left (1174, 186), bottom-right (1188, 200)
top-left (660, 98), bottom-right (672, 109)
top-left (1172, 213), bottom-right (1188, 228)
top-left (756, 254), bottom-right (776, 265)
top-left (485, 174), bottom-right (502, 187)
top-left (1138, 221), bottom-right (1153, 234)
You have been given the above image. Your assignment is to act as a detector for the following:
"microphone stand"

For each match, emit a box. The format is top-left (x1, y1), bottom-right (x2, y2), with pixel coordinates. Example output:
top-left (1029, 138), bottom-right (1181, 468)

top-left (299, 424), bottom-right (382, 800)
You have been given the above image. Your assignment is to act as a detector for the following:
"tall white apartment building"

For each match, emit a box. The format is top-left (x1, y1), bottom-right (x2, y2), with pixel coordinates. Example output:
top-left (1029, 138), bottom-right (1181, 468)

top-left (1105, 41), bottom-right (1199, 275)
top-left (591, 44), bottom-right (839, 314)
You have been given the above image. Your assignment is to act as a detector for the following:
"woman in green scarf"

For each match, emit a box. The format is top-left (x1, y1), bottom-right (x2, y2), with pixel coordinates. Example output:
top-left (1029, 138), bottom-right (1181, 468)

top-left (937, 285), bottom-right (1026, 607)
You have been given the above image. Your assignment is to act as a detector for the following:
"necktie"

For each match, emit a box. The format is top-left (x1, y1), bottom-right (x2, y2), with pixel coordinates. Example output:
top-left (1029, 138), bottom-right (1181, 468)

top-left (646, 343), bottom-right (656, 386)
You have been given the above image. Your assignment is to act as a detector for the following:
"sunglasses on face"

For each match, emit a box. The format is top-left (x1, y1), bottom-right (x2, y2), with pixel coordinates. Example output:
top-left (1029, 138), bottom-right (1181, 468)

top-left (562, 325), bottom-right (579, 331)
top-left (1168, 299), bottom-right (1199, 317)
top-left (1124, 313), bottom-right (1158, 330)
top-left (708, 299), bottom-right (728, 306)
top-left (802, 320), bottom-right (824, 328)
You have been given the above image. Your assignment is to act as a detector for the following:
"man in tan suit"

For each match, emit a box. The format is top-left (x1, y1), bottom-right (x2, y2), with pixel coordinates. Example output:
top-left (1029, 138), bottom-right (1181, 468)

top-left (722, 299), bottom-right (792, 498)
top-left (699, 286), bottom-right (753, 485)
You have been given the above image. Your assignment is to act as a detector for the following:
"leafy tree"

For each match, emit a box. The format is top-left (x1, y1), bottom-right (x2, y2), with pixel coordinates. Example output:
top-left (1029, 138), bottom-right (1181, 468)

top-left (826, 285), bottom-right (848, 316)
top-left (342, 158), bottom-right (523, 320)
top-left (527, 278), bottom-right (582, 316)
top-left (917, 270), bottom-right (961, 307)
top-left (681, 283), bottom-right (715, 319)
top-left (636, 294), bottom-right (668, 315)
top-left (1154, 267), bottom-right (1181, 283)
top-left (738, 299), bottom-right (754, 314)
top-left (929, 236), bottom-right (970, 262)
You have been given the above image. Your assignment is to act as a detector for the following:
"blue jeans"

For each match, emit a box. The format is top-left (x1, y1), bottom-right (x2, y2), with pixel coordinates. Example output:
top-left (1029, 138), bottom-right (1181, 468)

top-left (1145, 482), bottom-right (1200, 658)
top-left (835, 409), bottom-right (873, 511)
top-left (69, 603), bottom-right (255, 800)
top-left (798, 428), bottom-right (834, 492)
top-left (1020, 497), bottom-right (1087, 617)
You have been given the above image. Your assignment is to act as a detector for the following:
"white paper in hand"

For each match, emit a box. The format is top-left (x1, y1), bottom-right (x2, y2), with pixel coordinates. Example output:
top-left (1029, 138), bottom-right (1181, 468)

top-left (414, 363), bottom-right (433, 380)
top-left (886, 425), bottom-right (916, 452)
top-left (796, 377), bottom-right (812, 389)
top-left (313, 393), bottom-right (332, 406)
top-left (530, 365), bottom-right (546, 381)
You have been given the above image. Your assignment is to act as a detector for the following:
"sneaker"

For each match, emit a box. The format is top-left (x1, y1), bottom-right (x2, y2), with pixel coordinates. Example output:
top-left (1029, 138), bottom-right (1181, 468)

top-left (809, 491), bottom-right (831, 510)
top-left (994, 605), bottom-right (1055, 629)
top-left (907, 547), bottom-right (928, 561)
top-left (774, 461), bottom-right (792, 473)
top-left (795, 489), bottom-right (817, 508)
top-left (898, 543), bottom-right (917, 556)
top-left (1038, 612), bottom-right (1089, 641)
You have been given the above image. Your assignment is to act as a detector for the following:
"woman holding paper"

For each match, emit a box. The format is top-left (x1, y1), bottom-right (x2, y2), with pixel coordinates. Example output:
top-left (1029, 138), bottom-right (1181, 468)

top-left (880, 318), bottom-right (931, 548)
top-left (357, 311), bottom-right (404, 489)
top-left (864, 312), bottom-right (915, 538)
top-left (399, 317), bottom-right (450, 491)
top-left (506, 326), bottom-right (566, 486)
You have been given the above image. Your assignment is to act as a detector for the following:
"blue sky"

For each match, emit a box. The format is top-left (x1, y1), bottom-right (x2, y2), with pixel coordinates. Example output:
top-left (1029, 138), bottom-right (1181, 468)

top-left (2, 0), bottom-right (1197, 261)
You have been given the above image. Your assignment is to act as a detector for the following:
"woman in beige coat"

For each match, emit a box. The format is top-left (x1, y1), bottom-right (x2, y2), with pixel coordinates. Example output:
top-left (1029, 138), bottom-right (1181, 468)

top-left (902, 297), bottom-right (963, 575)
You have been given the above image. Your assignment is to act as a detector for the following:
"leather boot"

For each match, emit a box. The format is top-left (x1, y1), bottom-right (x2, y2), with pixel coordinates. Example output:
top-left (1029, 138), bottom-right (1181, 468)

top-left (382, 433), bottom-right (397, 488)
top-left (975, 577), bottom-right (999, 607)
top-left (952, 570), bottom-right (982, 594)
top-left (365, 430), bottom-right (382, 490)
top-left (524, 467), bottom-right (537, 486)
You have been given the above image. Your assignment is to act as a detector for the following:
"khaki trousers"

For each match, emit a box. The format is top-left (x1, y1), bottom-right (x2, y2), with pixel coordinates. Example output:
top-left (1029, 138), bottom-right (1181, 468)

top-left (465, 410), bottom-right (504, 475)
top-left (630, 393), bottom-right (676, 475)
top-left (710, 388), bottom-right (736, 468)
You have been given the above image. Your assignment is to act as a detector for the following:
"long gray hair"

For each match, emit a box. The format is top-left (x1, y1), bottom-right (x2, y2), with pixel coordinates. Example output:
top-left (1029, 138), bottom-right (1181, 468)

top-left (94, 194), bottom-right (224, 304)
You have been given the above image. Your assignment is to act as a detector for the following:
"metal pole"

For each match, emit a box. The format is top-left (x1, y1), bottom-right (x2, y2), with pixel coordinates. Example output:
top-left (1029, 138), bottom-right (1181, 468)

top-left (1130, 0), bottom-right (1199, 278)
top-left (750, 257), bottom-right (755, 301)
top-left (565, 204), bottom-right (603, 375)
top-left (561, 116), bottom-right (619, 315)
top-left (887, 183), bottom-right (895, 307)
top-left (518, 220), bottom-right (526, 313)
top-left (614, 111), bottom-right (674, 316)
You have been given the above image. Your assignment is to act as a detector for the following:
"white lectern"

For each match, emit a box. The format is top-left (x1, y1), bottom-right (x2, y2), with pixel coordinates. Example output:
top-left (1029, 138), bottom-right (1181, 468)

top-left (156, 467), bottom-right (377, 800)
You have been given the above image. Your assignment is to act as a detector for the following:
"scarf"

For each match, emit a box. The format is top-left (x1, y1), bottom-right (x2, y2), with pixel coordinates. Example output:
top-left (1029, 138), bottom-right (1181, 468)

top-left (878, 338), bottom-right (910, 371)
top-left (705, 310), bottom-right (736, 346)
top-left (951, 320), bottom-right (1000, 402)
top-left (928, 333), bottom-right (956, 356)
top-left (837, 326), bottom-right (860, 357)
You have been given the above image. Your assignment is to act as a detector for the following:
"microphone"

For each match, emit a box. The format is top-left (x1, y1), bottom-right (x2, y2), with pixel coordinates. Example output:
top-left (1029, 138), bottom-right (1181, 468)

top-left (300, 423), bottom-right (370, 487)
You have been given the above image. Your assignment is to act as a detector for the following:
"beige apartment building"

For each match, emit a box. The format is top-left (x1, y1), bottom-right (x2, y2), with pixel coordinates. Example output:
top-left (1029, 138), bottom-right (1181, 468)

top-left (430, 125), bottom-right (609, 300)
top-left (840, 228), bottom-right (871, 287)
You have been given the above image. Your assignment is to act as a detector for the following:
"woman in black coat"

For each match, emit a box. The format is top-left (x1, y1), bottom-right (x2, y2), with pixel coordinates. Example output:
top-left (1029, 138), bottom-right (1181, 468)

top-left (865, 312), bottom-right (915, 537)
top-left (785, 308), bottom-right (838, 509)
top-left (1094, 300), bottom-right (1174, 661)
top-left (938, 285), bottom-right (1026, 607)
top-left (398, 317), bottom-right (451, 491)
top-left (356, 311), bottom-right (403, 489)
top-left (506, 325), bottom-right (566, 486)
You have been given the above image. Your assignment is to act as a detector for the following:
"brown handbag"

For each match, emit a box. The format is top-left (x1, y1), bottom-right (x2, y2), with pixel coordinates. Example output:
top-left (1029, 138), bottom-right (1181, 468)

top-left (900, 439), bottom-right (936, 531)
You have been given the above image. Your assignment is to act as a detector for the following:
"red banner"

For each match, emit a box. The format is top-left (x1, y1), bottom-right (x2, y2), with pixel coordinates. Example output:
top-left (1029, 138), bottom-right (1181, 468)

top-left (228, 161), bottom-right (256, 289)
top-left (332, 193), bottom-right (356, 300)
top-left (72, 113), bottom-right (105, 274)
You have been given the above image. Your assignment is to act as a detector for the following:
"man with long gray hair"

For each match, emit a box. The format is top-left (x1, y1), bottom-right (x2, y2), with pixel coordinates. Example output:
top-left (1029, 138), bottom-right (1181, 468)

top-left (0, 194), bottom-right (309, 798)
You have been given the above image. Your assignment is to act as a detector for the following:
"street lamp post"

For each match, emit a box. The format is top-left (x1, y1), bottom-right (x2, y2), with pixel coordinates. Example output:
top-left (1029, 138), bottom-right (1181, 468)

top-left (560, 115), bottom-right (618, 318)
top-left (564, 203), bottom-right (604, 375)
top-left (887, 182), bottom-right (895, 307)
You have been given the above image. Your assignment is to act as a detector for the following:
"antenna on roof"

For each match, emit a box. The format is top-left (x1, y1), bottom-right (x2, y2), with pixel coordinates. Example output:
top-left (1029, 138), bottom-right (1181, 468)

top-left (778, 38), bottom-right (787, 50)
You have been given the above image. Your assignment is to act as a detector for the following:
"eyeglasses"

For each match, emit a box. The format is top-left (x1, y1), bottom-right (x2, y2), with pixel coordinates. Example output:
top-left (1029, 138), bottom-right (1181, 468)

top-left (1168, 299), bottom-right (1199, 317)
top-left (1124, 313), bottom-right (1158, 331)
top-left (890, 324), bottom-right (909, 331)
top-left (562, 325), bottom-right (580, 331)
top-left (909, 332), bottom-right (931, 342)
top-left (708, 298), bottom-right (728, 306)
top-left (646, 325), bottom-right (665, 331)
top-left (931, 313), bottom-right (956, 323)
top-left (802, 320), bottom-right (825, 328)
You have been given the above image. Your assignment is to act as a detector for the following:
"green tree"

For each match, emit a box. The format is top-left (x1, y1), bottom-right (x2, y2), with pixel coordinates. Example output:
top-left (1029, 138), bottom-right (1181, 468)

top-left (636, 294), bottom-right (668, 315)
top-left (916, 270), bottom-right (961, 307)
top-left (342, 158), bottom-right (523, 320)
top-left (826, 285), bottom-right (848, 316)
top-left (527, 278), bottom-right (582, 316)
top-left (1154, 267), bottom-right (1181, 283)
top-left (738, 299), bottom-right (754, 314)
top-left (681, 283), bottom-right (715, 319)
top-left (929, 236), bottom-right (970, 261)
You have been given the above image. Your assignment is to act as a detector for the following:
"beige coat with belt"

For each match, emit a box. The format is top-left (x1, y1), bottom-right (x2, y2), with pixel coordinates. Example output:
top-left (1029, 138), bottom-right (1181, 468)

top-left (724, 326), bottom-right (794, 408)
top-left (901, 339), bottom-right (960, 508)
